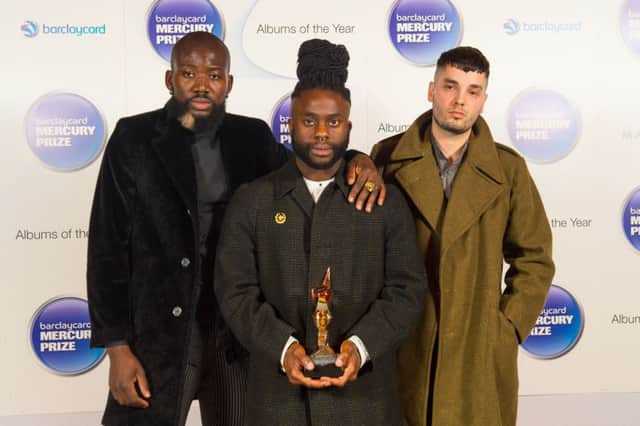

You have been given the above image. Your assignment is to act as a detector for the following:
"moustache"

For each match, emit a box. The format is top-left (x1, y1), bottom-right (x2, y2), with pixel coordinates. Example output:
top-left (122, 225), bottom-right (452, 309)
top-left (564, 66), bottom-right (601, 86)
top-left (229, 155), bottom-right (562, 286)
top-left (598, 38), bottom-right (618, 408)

top-left (191, 93), bottom-right (213, 102)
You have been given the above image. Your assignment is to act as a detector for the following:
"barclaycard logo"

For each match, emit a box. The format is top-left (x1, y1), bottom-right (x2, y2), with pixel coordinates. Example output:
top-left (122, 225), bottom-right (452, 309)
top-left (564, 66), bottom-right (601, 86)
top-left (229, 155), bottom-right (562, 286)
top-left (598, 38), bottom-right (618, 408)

top-left (503, 18), bottom-right (520, 35)
top-left (503, 17), bottom-right (582, 34)
top-left (20, 19), bottom-right (106, 37)
top-left (21, 20), bottom-right (39, 38)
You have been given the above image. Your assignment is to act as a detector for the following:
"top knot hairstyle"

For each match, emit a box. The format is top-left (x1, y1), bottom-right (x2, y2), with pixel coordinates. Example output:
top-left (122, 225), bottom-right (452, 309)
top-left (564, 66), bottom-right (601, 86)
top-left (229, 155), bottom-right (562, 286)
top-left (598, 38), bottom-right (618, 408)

top-left (291, 39), bottom-right (351, 103)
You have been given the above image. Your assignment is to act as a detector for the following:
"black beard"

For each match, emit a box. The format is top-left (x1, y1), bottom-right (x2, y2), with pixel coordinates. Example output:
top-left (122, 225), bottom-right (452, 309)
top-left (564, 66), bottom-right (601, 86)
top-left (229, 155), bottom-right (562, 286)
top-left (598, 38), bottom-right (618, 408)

top-left (291, 133), bottom-right (349, 171)
top-left (166, 96), bottom-right (226, 135)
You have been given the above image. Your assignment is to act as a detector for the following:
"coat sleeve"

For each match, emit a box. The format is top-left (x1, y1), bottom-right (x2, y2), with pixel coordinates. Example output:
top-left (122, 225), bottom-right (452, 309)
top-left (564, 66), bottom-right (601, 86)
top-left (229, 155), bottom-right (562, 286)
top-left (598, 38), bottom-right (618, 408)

top-left (86, 119), bottom-right (136, 347)
top-left (347, 186), bottom-right (427, 360)
top-left (500, 157), bottom-right (555, 342)
top-left (214, 183), bottom-right (296, 365)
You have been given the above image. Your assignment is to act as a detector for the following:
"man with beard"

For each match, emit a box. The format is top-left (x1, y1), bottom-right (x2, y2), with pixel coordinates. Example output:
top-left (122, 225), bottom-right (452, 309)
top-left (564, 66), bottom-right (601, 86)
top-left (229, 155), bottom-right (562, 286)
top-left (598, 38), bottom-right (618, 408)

top-left (87, 32), bottom-right (384, 426)
top-left (371, 46), bottom-right (554, 426)
top-left (214, 39), bottom-right (426, 425)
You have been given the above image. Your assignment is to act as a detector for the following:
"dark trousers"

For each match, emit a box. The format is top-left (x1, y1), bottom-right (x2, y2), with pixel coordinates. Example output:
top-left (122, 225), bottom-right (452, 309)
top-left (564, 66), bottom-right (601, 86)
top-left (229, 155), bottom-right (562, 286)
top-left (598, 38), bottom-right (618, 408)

top-left (177, 324), bottom-right (248, 426)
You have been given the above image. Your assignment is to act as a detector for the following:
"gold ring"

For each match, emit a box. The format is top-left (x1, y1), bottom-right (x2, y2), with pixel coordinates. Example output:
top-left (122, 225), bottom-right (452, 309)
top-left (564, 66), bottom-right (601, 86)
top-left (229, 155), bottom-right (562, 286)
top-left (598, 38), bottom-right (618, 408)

top-left (364, 181), bottom-right (375, 193)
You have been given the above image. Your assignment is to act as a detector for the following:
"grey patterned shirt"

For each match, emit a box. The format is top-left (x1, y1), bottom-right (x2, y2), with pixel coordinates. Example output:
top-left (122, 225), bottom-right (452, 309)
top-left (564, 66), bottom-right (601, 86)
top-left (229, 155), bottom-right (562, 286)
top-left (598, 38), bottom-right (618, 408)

top-left (429, 131), bottom-right (469, 199)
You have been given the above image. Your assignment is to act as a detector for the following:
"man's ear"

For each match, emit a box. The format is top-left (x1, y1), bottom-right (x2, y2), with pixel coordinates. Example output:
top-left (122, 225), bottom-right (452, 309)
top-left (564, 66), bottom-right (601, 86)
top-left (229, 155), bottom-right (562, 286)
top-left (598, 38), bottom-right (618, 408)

top-left (427, 81), bottom-right (434, 103)
top-left (480, 92), bottom-right (488, 113)
top-left (165, 70), bottom-right (173, 93)
top-left (226, 74), bottom-right (234, 97)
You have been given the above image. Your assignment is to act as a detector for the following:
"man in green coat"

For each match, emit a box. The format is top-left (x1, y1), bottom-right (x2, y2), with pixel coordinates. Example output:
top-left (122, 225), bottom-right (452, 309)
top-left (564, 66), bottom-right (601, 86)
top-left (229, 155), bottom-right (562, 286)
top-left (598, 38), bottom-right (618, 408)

top-left (371, 47), bottom-right (555, 426)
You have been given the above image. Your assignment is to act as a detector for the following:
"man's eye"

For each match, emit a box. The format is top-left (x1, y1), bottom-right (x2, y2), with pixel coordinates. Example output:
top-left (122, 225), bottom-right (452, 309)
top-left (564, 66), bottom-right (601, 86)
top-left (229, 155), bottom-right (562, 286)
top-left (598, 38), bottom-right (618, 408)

top-left (303, 119), bottom-right (315, 126)
top-left (209, 74), bottom-right (220, 80)
top-left (328, 119), bottom-right (340, 127)
top-left (182, 71), bottom-right (194, 78)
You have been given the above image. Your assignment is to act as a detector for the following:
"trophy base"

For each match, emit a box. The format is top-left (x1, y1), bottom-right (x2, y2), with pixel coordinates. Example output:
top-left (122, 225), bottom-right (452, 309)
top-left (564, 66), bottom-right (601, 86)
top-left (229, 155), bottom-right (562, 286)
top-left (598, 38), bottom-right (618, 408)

top-left (304, 352), bottom-right (342, 378)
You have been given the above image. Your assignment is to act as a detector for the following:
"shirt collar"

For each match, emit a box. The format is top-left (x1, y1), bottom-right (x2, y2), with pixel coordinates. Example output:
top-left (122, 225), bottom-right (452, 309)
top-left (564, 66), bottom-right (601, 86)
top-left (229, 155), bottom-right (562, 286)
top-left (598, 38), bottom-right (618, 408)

top-left (429, 128), bottom-right (469, 171)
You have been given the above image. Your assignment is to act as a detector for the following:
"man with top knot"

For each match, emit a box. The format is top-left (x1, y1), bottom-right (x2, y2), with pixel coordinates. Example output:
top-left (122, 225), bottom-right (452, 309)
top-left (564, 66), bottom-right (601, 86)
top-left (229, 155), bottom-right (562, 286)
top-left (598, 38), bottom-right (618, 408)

top-left (214, 39), bottom-right (426, 425)
top-left (87, 31), bottom-right (385, 426)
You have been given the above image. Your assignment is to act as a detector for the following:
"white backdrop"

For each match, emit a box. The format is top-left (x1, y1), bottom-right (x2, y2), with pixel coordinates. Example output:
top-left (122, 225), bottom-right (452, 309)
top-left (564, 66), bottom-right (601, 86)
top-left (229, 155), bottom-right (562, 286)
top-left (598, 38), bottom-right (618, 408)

top-left (2, 0), bottom-right (640, 423)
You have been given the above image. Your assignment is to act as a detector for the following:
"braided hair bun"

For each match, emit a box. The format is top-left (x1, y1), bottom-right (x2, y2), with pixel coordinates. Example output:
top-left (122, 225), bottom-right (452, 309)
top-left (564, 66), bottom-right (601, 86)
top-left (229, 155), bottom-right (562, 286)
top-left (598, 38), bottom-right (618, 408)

top-left (292, 39), bottom-right (351, 102)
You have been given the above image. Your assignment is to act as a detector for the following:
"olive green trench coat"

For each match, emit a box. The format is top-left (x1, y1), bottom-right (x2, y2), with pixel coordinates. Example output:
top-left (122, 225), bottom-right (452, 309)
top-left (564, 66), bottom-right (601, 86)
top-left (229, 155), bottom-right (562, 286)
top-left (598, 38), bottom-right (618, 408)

top-left (371, 111), bottom-right (554, 426)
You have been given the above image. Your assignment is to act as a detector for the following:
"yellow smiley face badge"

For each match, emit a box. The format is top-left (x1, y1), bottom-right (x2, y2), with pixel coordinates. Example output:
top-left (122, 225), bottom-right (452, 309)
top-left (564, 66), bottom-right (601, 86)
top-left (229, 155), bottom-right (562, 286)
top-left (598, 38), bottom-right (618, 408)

top-left (274, 212), bottom-right (287, 224)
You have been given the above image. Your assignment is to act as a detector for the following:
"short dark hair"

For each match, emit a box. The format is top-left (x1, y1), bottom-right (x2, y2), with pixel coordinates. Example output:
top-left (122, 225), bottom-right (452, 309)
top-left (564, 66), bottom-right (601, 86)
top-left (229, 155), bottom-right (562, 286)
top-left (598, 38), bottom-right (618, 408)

top-left (291, 39), bottom-right (351, 103)
top-left (436, 46), bottom-right (490, 78)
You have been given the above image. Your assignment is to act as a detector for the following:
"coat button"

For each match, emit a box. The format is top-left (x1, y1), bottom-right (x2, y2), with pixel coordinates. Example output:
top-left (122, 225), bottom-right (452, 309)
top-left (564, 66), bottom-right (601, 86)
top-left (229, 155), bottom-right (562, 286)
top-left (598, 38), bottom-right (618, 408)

top-left (172, 306), bottom-right (183, 317)
top-left (186, 209), bottom-right (191, 216)
top-left (180, 257), bottom-right (191, 268)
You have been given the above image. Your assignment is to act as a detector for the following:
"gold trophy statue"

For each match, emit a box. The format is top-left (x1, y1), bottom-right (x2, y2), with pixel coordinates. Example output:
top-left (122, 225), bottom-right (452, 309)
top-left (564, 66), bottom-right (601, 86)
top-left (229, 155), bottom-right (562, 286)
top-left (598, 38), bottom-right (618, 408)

top-left (306, 267), bottom-right (342, 378)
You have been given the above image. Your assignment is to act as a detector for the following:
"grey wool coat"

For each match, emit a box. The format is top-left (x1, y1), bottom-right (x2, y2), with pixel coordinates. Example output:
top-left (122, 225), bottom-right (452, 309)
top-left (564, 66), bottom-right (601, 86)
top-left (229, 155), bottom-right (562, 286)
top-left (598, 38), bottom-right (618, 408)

top-left (214, 159), bottom-right (427, 426)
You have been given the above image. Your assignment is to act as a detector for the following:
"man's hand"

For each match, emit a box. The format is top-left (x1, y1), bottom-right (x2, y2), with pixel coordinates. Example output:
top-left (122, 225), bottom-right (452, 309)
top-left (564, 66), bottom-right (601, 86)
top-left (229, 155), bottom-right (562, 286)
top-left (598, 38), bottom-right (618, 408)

top-left (106, 345), bottom-right (151, 408)
top-left (346, 153), bottom-right (386, 213)
top-left (283, 342), bottom-right (330, 389)
top-left (326, 340), bottom-right (361, 387)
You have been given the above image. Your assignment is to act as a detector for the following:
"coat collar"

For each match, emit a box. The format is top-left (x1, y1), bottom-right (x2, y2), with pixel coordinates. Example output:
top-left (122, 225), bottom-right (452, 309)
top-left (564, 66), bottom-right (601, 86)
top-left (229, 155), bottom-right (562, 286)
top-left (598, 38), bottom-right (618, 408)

top-left (390, 110), bottom-right (507, 254)
top-left (274, 158), bottom-right (350, 217)
top-left (391, 110), bottom-right (506, 184)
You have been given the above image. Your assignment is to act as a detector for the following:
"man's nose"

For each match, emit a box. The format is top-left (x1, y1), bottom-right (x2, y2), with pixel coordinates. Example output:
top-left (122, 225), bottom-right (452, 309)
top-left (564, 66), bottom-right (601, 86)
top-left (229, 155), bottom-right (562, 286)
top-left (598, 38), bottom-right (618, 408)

top-left (193, 74), bottom-right (208, 93)
top-left (315, 122), bottom-right (329, 140)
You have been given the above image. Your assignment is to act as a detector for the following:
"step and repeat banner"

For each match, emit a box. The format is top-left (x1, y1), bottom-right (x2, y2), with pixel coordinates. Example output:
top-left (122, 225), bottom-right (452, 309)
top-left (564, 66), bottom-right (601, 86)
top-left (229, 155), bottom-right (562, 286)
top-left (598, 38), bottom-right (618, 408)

top-left (2, 0), bottom-right (640, 419)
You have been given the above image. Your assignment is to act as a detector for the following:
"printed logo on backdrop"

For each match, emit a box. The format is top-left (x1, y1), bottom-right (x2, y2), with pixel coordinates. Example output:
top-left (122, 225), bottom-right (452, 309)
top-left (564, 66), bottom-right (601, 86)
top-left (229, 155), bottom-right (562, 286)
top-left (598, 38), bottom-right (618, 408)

top-left (21, 20), bottom-right (39, 38)
top-left (622, 187), bottom-right (640, 251)
top-left (147, 0), bottom-right (225, 62)
top-left (270, 93), bottom-right (292, 151)
top-left (387, 0), bottom-right (462, 66)
top-left (30, 297), bottom-right (105, 375)
top-left (502, 17), bottom-right (581, 35)
top-left (25, 92), bottom-right (106, 171)
top-left (506, 88), bottom-right (580, 163)
top-left (521, 285), bottom-right (584, 359)
top-left (503, 19), bottom-right (520, 35)
top-left (621, 0), bottom-right (640, 56)
top-left (20, 20), bottom-right (106, 37)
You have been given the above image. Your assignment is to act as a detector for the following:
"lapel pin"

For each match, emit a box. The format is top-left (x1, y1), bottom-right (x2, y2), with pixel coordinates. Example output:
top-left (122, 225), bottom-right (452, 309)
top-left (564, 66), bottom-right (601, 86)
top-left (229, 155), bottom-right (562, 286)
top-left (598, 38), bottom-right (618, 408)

top-left (274, 212), bottom-right (287, 224)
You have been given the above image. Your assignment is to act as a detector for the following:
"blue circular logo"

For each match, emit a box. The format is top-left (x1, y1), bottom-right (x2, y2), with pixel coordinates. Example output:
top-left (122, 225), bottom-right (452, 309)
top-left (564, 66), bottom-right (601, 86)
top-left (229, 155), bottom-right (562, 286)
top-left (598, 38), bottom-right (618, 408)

top-left (388, 0), bottom-right (462, 66)
top-left (21, 20), bottom-right (39, 38)
top-left (521, 285), bottom-right (584, 359)
top-left (506, 88), bottom-right (580, 163)
top-left (621, 0), bottom-right (640, 56)
top-left (25, 92), bottom-right (106, 171)
top-left (147, 0), bottom-right (224, 62)
top-left (503, 18), bottom-right (520, 35)
top-left (30, 297), bottom-right (105, 375)
top-left (622, 187), bottom-right (640, 251)
top-left (270, 93), bottom-right (292, 151)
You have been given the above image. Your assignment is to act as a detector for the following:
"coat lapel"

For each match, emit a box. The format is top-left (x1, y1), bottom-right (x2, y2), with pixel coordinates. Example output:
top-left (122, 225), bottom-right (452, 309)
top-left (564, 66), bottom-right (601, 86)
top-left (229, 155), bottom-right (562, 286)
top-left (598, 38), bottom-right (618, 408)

top-left (150, 113), bottom-right (198, 213)
top-left (274, 159), bottom-right (314, 219)
top-left (390, 112), bottom-right (444, 231)
top-left (219, 115), bottom-right (252, 194)
top-left (440, 116), bottom-right (506, 254)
